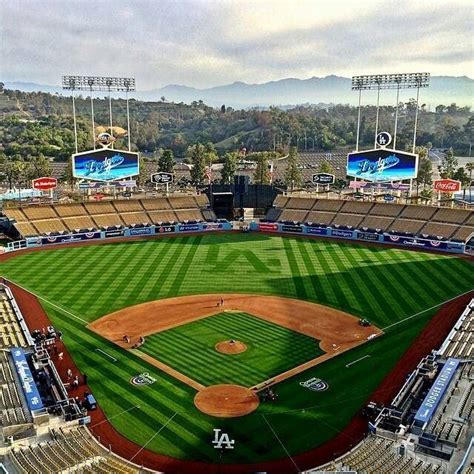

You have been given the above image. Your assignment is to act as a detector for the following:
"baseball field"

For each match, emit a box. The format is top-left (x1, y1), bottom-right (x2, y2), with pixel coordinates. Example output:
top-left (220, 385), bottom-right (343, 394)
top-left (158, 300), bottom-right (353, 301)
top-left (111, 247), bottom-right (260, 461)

top-left (1, 233), bottom-right (473, 467)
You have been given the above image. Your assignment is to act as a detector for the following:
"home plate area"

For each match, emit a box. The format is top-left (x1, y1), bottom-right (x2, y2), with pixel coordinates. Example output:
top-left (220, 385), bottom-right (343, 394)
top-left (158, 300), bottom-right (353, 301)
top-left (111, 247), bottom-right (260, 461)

top-left (89, 294), bottom-right (381, 417)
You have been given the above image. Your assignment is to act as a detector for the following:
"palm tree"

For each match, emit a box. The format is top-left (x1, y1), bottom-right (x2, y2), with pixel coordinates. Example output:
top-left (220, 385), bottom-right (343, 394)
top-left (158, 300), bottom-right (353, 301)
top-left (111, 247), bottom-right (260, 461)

top-left (466, 162), bottom-right (474, 203)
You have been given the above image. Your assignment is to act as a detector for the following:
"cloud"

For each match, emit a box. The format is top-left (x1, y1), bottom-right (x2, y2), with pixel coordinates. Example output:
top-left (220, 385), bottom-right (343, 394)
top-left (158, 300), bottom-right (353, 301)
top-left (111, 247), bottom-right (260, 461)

top-left (1, 0), bottom-right (472, 89)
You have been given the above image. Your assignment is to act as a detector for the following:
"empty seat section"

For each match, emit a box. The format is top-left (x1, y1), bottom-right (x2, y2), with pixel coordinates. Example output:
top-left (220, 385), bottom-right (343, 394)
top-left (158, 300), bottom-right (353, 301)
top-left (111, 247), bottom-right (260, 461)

top-left (175, 210), bottom-right (203, 222)
top-left (420, 222), bottom-right (458, 239)
top-left (285, 197), bottom-right (315, 210)
top-left (389, 219), bottom-right (426, 234)
top-left (370, 203), bottom-right (404, 217)
top-left (93, 214), bottom-right (124, 228)
top-left (169, 196), bottom-right (198, 209)
top-left (273, 195), bottom-right (289, 208)
top-left (22, 206), bottom-right (57, 220)
top-left (266, 208), bottom-right (281, 221)
top-left (313, 199), bottom-right (344, 211)
top-left (4, 208), bottom-right (27, 222)
top-left (120, 212), bottom-right (150, 226)
top-left (14, 222), bottom-right (38, 238)
top-left (202, 209), bottom-right (216, 221)
top-left (34, 219), bottom-right (68, 234)
top-left (340, 201), bottom-right (373, 214)
top-left (147, 210), bottom-right (177, 223)
top-left (432, 208), bottom-right (471, 224)
top-left (359, 216), bottom-right (394, 231)
top-left (195, 194), bottom-right (210, 207)
top-left (55, 204), bottom-right (87, 217)
top-left (451, 226), bottom-right (474, 241)
top-left (279, 209), bottom-right (309, 222)
top-left (113, 200), bottom-right (144, 212)
top-left (400, 205), bottom-right (437, 220)
top-left (83, 202), bottom-right (115, 215)
top-left (306, 211), bottom-right (336, 225)
top-left (140, 198), bottom-right (171, 210)
top-left (465, 214), bottom-right (474, 226)
top-left (63, 216), bottom-right (96, 231)
top-left (332, 213), bottom-right (364, 228)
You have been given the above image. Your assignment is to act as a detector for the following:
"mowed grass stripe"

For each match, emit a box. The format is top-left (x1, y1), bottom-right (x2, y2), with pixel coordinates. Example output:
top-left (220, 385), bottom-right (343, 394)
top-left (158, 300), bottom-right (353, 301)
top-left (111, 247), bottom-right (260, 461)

top-left (282, 237), bottom-right (307, 299)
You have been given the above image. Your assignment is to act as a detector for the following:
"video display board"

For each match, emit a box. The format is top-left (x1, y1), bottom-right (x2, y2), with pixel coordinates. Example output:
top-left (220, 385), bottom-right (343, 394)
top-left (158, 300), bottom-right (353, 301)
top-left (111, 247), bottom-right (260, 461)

top-left (347, 148), bottom-right (418, 182)
top-left (72, 149), bottom-right (139, 182)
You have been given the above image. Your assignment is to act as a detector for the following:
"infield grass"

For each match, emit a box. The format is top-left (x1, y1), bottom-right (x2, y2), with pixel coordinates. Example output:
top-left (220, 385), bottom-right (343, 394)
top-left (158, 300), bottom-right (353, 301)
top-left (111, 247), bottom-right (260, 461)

top-left (1, 233), bottom-right (472, 463)
top-left (141, 311), bottom-right (323, 387)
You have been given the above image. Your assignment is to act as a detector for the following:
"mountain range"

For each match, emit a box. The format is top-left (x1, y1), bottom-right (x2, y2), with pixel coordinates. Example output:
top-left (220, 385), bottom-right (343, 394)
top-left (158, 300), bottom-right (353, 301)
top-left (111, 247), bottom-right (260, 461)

top-left (4, 75), bottom-right (473, 109)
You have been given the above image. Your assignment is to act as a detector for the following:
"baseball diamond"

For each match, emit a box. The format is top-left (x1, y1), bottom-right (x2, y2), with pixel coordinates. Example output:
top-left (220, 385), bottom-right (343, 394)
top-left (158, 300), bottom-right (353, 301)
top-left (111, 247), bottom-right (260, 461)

top-left (1, 232), bottom-right (473, 469)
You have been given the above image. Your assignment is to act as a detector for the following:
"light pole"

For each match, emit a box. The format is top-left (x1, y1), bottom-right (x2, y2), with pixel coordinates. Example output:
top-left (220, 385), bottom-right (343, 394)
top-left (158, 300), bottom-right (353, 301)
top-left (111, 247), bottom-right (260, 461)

top-left (62, 75), bottom-right (136, 152)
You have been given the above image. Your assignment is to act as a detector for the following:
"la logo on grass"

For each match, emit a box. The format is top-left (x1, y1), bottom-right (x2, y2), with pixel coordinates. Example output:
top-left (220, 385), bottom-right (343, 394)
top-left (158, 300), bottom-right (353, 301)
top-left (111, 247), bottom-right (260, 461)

top-left (212, 429), bottom-right (235, 449)
top-left (206, 246), bottom-right (281, 273)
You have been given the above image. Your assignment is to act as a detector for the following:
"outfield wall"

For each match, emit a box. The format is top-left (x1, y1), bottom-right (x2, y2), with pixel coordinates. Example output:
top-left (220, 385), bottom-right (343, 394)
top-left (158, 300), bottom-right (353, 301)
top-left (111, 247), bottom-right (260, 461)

top-left (251, 222), bottom-right (466, 254)
top-left (6, 222), bottom-right (233, 252)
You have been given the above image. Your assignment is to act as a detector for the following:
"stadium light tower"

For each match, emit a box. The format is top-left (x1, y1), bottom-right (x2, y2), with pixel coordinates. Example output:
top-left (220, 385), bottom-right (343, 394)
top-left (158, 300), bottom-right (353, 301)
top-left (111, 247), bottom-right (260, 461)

top-left (351, 73), bottom-right (430, 151)
top-left (62, 76), bottom-right (136, 151)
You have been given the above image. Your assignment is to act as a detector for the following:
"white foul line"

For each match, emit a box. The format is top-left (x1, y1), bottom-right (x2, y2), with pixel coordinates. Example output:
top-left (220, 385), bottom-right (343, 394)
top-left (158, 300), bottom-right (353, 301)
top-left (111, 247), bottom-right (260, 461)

top-left (89, 404), bottom-right (141, 428)
top-left (129, 412), bottom-right (177, 462)
top-left (95, 348), bottom-right (117, 362)
top-left (262, 414), bottom-right (300, 472)
top-left (5, 279), bottom-right (88, 325)
top-left (382, 289), bottom-right (473, 332)
top-left (346, 355), bottom-right (370, 368)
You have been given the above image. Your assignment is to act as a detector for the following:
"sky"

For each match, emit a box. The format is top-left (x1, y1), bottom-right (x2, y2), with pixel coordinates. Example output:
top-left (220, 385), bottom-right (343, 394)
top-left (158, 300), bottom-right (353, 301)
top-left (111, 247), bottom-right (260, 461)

top-left (1, 0), bottom-right (472, 90)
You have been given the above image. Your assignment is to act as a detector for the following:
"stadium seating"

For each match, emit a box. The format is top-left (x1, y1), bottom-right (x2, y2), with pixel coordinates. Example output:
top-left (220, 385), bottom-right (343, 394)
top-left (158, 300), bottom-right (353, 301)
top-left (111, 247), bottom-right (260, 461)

top-left (269, 196), bottom-right (473, 243)
top-left (5, 194), bottom-right (215, 238)
top-left (7, 427), bottom-right (139, 474)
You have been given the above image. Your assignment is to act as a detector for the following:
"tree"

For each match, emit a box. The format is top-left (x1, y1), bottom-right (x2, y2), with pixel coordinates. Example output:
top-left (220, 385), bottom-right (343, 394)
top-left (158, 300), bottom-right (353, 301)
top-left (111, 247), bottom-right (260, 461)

top-left (137, 155), bottom-right (148, 186)
top-left (318, 160), bottom-right (335, 174)
top-left (466, 162), bottom-right (474, 203)
top-left (29, 154), bottom-right (52, 179)
top-left (253, 153), bottom-right (271, 185)
top-left (158, 149), bottom-right (175, 173)
top-left (453, 167), bottom-right (470, 199)
top-left (187, 143), bottom-right (206, 186)
top-left (284, 146), bottom-right (302, 191)
top-left (415, 146), bottom-right (432, 194)
top-left (438, 148), bottom-right (458, 179)
top-left (221, 152), bottom-right (237, 185)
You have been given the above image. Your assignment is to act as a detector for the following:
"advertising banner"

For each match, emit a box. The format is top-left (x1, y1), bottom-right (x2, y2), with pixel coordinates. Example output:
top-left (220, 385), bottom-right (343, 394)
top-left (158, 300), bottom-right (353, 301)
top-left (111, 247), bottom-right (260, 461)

top-left (72, 149), bottom-right (139, 182)
top-left (349, 180), bottom-right (367, 189)
top-left (32, 177), bottom-right (57, 191)
top-left (179, 224), bottom-right (200, 232)
top-left (258, 223), bottom-right (278, 232)
top-left (383, 234), bottom-right (450, 250)
top-left (105, 229), bottom-right (125, 238)
top-left (312, 173), bottom-right (335, 185)
top-left (129, 227), bottom-right (153, 236)
top-left (306, 227), bottom-right (328, 236)
top-left (433, 179), bottom-right (461, 193)
top-left (281, 224), bottom-right (303, 233)
top-left (11, 347), bottom-right (44, 411)
top-left (41, 232), bottom-right (100, 245)
top-left (330, 229), bottom-right (354, 238)
top-left (155, 225), bottom-right (176, 234)
top-left (357, 231), bottom-right (380, 241)
top-left (202, 223), bottom-right (223, 231)
top-left (151, 172), bottom-right (173, 184)
top-left (347, 148), bottom-right (418, 182)
top-left (414, 358), bottom-right (459, 426)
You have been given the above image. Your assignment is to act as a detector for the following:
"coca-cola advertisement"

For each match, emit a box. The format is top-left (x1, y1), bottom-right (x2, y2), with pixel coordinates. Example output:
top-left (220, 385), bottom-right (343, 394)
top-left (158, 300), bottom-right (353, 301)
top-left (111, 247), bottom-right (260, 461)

top-left (433, 179), bottom-right (461, 193)
top-left (32, 177), bottom-right (57, 191)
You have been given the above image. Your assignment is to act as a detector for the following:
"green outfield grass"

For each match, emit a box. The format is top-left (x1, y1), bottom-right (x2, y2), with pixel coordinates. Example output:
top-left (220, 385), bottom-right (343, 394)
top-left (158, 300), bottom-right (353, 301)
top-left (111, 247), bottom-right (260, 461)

top-left (1, 233), bottom-right (472, 464)
top-left (141, 311), bottom-right (323, 387)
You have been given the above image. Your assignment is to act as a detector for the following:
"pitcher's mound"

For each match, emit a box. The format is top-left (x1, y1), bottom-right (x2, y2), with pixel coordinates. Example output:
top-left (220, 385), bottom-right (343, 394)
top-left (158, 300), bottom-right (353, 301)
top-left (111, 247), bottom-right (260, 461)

top-left (194, 384), bottom-right (259, 417)
top-left (215, 340), bottom-right (247, 354)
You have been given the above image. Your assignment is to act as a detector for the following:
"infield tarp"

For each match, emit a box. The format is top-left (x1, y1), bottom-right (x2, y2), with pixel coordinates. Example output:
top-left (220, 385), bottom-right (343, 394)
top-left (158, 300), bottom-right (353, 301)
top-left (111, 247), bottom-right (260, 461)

top-left (414, 358), bottom-right (460, 427)
top-left (11, 347), bottom-right (44, 411)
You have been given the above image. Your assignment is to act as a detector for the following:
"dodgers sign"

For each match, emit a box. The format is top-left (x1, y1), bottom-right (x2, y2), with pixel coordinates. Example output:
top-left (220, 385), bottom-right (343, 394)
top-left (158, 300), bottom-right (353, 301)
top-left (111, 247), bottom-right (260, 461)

top-left (347, 148), bottom-right (418, 182)
top-left (72, 149), bottom-right (139, 182)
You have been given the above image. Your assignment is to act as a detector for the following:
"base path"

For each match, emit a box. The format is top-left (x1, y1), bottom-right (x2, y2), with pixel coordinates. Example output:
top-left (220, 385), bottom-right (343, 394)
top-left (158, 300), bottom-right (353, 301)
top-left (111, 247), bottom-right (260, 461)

top-left (89, 294), bottom-right (382, 391)
top-left (194, 384), bottom-right (259, 417)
